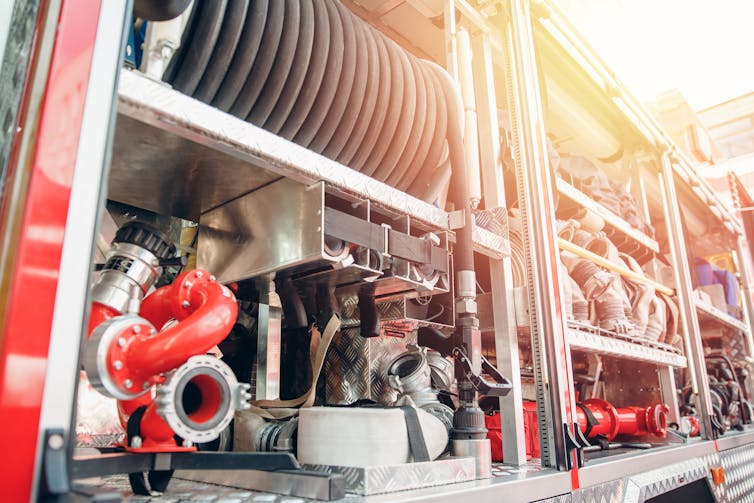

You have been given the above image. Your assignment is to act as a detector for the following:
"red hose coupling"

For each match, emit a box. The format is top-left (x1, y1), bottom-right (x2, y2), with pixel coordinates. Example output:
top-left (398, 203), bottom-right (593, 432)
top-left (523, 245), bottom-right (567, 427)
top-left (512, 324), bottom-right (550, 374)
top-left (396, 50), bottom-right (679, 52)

top-left (577, 399), bottom-right (669, 441)
top-left (616, 403), bottom-right (669, 438)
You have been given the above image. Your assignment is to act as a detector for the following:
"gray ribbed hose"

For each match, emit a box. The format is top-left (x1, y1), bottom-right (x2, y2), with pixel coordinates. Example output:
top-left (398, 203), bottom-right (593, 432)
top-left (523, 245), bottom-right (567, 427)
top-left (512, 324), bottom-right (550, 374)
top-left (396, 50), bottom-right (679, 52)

top-left (163, 0), bottom-right (455, 202)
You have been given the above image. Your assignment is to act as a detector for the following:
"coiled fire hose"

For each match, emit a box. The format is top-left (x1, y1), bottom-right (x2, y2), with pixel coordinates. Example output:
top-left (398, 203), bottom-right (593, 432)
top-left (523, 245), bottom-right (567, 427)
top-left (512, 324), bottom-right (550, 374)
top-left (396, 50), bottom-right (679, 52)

top-left (164, 0), bottom-right (457, 201)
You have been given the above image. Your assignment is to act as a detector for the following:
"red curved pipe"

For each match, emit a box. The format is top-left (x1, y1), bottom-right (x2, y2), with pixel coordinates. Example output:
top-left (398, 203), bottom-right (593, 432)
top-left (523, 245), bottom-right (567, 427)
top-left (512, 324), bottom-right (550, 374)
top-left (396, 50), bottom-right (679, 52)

top-left (87, 269), bottom-right (237, 451)
top-left (87, 302), bottom-right (120, 336)
top-left (117, 270), bottom-right (238, 387)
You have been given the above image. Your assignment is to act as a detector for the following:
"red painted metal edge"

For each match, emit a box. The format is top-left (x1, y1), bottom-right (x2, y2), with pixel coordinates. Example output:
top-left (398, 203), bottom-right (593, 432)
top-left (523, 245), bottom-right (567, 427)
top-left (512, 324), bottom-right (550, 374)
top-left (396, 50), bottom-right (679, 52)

top-left (0, 0), bottom-right (102, 499)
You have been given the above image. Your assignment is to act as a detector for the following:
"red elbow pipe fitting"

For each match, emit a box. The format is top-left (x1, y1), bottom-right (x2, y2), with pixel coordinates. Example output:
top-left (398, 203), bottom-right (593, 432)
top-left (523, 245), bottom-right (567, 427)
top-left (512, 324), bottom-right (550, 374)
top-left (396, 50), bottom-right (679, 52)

top-left (85, 269), bottom-right (243, 451)
top-left (121, 270), bottom-right (238, 387)
top-left (86, 270), bottom-right (238, 398)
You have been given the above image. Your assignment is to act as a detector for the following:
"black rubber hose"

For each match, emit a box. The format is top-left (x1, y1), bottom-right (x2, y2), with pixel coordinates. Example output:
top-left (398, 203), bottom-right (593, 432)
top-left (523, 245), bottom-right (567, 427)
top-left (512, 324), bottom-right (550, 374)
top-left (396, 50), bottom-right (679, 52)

top-left (162, 0), bottom-right (461, 202)
top-left (263, 0), bottom-right (315, 134)
top-left (211, 0), bottom-right (268, 111)
top-left (134, 0), bottom-right (192, 21)
top-left (171, 0), bottom-right (227, 95)
top-left (161, 1), bottom-right (198, 83)
top-left (228, 0), bottom-right (285, 118)
top-left (193, 0), bottom-right (249, 103)
top-left (294, 0), bottom-right (344, 148)
top-left (247, 0), bottom-right (301, 126)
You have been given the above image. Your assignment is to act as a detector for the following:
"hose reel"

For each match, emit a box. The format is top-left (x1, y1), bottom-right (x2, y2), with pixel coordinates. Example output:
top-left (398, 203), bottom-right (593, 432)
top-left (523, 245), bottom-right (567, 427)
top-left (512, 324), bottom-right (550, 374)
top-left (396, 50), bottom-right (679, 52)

top-left (162, 0), bottom-right (457, 202)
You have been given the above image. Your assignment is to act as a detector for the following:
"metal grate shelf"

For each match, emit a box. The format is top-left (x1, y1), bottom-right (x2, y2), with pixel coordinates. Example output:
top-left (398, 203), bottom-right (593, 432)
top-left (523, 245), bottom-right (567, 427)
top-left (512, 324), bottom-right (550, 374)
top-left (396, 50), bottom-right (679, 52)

top-left (695, 299), bottom-right (749, 333)
top-left (556, 177), bottom-right (660, 254)
top-left (568, 322), bottom-right (687, 367)
top-left (113, 70), bottom-right (509, 259)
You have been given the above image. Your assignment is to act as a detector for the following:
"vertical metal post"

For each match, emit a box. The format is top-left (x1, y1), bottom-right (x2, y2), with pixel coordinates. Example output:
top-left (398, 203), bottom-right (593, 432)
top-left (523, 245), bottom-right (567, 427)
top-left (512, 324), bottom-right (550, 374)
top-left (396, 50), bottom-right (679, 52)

top-left (658, 153), bottom-right (714, 438)
top-left (657, 366), bottom-right (680, 426)
top-left (734, 236), bottom-right (754, 358)
top-left (502, 0), bottom-right (577, 470)
top-left (471, 30), bottom-right (527, 465)
top-left (33, 0), bottom-right (131, 497)
top-left (444, 0), bottom-right (459, 79)
top-left (255, 276), bottom-right (282, 400)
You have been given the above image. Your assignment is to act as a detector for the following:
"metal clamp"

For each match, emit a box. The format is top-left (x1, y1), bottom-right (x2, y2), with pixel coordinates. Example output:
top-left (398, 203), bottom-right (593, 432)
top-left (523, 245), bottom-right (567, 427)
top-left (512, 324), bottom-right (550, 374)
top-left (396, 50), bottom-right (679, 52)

top-left (451, 347), bottom-right (512, 397)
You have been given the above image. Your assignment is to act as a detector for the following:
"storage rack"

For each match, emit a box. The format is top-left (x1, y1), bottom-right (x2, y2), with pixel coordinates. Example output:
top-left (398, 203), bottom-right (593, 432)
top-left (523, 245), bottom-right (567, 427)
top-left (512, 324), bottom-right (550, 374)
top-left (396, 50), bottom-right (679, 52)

top-left (50, 0), bottom-right (754, 500)
top-left (494, 0), bottom-right (754, 476)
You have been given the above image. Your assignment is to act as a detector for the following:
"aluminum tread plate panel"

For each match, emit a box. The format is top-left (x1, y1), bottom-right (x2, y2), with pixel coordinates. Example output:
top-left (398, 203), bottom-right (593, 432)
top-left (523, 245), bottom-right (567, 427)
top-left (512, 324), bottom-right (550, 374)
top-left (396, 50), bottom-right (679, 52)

top-left (571, 479), bottom-right (625, 503)
top-left (116, 70), bottom-right (508, 259)
top-left (704, 442), bottom-right (754, 502)
top-left (304, 458), bottom-right (475, 495)
top-left (76, 468), bottom-right (571, 502)
top-left (325, 325), bottom-right (417, 405)
top-left (568, 328), bottom-right (687, 368)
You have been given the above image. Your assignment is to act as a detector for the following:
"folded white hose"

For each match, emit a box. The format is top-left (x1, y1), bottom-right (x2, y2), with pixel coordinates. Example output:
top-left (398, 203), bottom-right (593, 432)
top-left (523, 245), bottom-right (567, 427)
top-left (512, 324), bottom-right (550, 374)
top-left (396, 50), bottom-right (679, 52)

top-left (297, 407), bottom-right (448, 467)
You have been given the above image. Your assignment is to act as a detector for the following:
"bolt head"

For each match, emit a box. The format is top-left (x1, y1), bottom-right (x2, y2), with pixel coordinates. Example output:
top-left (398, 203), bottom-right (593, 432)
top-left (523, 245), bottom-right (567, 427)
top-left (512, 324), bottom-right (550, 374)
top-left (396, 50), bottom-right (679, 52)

top-left (150, 328), bottom-right (157, 335)
top-left (131, 435), bottom-right (143, 448)
top-left (117, 337), bottom-right (127, 347)
top-left (124, 379), bottom-right (133, 389)
top-left (181, 300), bottom-right (191, 308)
top-left (142, 381), bottom-right (151, 390)
top-left (183, 281), bottom-right (191, 288)
top-left (113, 360), bottom-right (123, 371)
top-left (195, 271), bottom-right (203, 278)
top-left (183, 439), bottom-right (193, 448)
top-left (209, 275), bottom-right (216, 281)
top-left (132, 325), bottom-right (141, 334)
top-left (48, 434), bottom-right (64, 450)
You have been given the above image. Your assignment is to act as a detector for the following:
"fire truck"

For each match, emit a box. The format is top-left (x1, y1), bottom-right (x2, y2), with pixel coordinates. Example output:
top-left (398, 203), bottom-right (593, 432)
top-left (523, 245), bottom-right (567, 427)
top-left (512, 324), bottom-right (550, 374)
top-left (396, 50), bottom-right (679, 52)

top-left (3, 0), bottom-right (754, 501)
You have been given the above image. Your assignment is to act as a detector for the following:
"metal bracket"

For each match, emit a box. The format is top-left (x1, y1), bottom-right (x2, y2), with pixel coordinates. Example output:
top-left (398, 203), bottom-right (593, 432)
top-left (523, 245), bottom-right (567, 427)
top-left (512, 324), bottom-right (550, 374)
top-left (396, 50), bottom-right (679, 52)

top-left (452, 346), bottom-right (513, 397)
top-left (448, 209), bottom-right (466, 230)
top-left (562, 422), bottom-right (588, 470)
top-left (41, 428), bottom-right (70, 496)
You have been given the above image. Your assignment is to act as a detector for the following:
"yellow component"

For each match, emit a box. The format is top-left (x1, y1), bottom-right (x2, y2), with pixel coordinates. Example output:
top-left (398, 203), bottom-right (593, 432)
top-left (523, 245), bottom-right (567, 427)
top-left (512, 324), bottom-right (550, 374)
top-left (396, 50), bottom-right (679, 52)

top-left (558, 238), bottom-right (675, 296)
top-left (706, 253), bottom-right (735, 273)
top-left (180, 225), bottom-right (198, 270)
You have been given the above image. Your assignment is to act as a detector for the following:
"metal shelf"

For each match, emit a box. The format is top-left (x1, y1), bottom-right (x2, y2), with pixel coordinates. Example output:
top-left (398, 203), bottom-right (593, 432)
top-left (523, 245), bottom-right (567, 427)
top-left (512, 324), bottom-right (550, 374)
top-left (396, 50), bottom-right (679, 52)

top-left (113, 70), bottom-right (509, 259)
top-left (568, 322), bottom-right (687, 368)
top-left (695, 300), bottom-right (749, 333)
top-left (556, 177), bottom-right (660, 254)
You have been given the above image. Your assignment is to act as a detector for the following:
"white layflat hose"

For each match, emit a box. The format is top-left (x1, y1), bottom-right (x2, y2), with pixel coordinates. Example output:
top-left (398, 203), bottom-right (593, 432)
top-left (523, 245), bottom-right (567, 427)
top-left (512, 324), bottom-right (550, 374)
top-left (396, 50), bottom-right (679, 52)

top-left (296, 406), bottom-right (449, 467)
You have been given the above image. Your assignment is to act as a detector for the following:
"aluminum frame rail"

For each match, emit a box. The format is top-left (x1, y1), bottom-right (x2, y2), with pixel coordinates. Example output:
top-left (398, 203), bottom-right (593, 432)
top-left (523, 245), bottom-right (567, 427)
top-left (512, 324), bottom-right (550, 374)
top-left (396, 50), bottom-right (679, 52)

top-left (115, 70), bottom-right (509, 260)
top-left (659, 155), bottom-right (715, 440)
top-left (503, 0), bottom-right (576, 471)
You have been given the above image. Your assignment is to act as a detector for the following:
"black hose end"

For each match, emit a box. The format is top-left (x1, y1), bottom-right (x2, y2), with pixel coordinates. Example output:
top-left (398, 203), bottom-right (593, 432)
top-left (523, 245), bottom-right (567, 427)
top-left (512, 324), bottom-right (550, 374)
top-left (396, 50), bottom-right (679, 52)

top-left (134, 0), bottom-right (192, 21)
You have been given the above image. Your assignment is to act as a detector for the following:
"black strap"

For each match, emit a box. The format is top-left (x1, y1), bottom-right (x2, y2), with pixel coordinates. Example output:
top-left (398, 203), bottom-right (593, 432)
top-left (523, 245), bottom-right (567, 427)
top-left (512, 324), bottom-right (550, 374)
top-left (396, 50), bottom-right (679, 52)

top-left (576, 403), bottom-right (598, 439)
top-left (594, 435), bottom-right (610, 450)
top-left (125, 405), bottom-right (174, 495)
top-left (399, 406), bottom-right (430, 462)
top-left (126, 405), bottom-right (147, 446)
